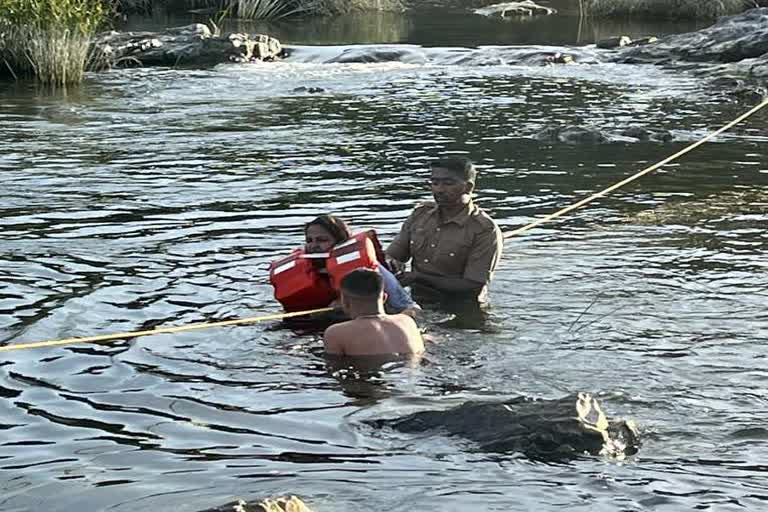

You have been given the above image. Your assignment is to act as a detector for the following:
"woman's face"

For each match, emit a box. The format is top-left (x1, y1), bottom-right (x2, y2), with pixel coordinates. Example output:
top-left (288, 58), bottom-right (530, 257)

top-left (305, 224), bottom-right (337, 253)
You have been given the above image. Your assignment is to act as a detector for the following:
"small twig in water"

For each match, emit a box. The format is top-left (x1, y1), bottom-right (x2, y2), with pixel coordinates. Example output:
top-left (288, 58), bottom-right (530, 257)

top-left (568, 291), bottom-right (604, 333)
top-left (572, 304), bottom-right (626, 334)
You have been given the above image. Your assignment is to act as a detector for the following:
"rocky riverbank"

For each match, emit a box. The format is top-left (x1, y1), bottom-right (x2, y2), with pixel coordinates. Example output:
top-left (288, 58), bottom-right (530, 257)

top-left (609, 8), bottom-right (768, 83)
top-left (92, 23), bottom-right (283, 68)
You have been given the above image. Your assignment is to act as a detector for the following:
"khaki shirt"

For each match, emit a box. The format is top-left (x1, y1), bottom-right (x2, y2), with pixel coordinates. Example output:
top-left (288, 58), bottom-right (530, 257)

top-left (387, 201), bottom-right (503, 287)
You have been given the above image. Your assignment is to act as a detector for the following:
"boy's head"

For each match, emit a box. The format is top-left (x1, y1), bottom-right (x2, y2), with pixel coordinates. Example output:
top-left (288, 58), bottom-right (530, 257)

top-left (340, 268), bottom-right (384, 314)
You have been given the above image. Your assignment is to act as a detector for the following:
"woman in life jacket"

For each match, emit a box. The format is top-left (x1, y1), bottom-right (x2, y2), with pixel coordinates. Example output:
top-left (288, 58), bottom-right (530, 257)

top-left (271, 214), bottom-right (420, 317)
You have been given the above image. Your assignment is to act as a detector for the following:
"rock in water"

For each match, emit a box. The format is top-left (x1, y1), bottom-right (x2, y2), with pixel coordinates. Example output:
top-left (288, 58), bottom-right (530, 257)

top-left (474, 1), bottom-right (557, 18)
top-left (199, 496), bottom-right (312, 512)
top-left (370, 393), bottom-right (640, 460)
top-left (536, 125), bottom-right (609, 144)
top-left (619, 126), bottom-right (674, 142)
top-left (615, 8), bottom-right (768, 64)
top-left (596, 35), bottom-right (632, 50)
top-left (92, 24), bottom-right (282, 68)
top-left (324, 47), bottom-right (428, 64)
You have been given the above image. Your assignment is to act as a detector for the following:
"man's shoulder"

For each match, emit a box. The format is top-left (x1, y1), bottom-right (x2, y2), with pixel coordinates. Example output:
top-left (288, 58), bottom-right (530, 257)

top-left (469, 203), bottom-right (501, 233)
top-left (397, 201), bottom-right (437, 230)
top-left (410, 201), bottom-right (437, 217)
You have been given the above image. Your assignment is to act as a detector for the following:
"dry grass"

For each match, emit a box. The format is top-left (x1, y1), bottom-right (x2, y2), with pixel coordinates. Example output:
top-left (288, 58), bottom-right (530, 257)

top-left (229, 0), bottom-right (403, 20)
top-left (581, 0), bottom-right (752, 19)
top-left (0, 0), bottom-right (105, 84)
top-left (3, 25), bottom-right (98, 84)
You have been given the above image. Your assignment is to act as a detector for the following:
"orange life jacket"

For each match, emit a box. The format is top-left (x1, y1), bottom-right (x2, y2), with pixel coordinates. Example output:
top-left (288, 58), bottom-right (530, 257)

top-left (326, 230), bottom-right (385, 289)
top-left (269, 230), bottom-right (386, 312)
top-left (269, 249), bottom-right (336, 313)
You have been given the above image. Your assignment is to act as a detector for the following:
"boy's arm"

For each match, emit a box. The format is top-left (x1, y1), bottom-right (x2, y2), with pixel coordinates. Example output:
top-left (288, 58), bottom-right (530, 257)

top-left (323, 325), bottom-right (346, 356)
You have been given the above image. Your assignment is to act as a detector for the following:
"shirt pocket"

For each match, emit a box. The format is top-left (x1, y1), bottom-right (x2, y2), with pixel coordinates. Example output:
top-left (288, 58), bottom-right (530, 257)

top-left (433, 240), bottom-right (471, 277)
top-left (409, 227), bottom-right (430, 256)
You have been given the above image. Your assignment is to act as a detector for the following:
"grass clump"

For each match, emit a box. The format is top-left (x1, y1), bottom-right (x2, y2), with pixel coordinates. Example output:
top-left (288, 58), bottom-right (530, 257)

top-left (229, 0), bottom-right (402, 20)
top-left (0, 0), bottom-right (106, 85)
top-left (581, 0), bottom-right (754, 19)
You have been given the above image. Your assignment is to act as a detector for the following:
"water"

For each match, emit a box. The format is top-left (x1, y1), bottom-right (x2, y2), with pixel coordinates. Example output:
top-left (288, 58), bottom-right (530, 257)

top-left (1, 6), bottom-right (768, 511)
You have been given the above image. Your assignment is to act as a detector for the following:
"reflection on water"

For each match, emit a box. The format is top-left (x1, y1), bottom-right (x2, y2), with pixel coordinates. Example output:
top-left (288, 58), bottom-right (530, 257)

top-left (120, 6), bottom-right (706, 47)
top-left (1, 7), bottom-right (768, 512)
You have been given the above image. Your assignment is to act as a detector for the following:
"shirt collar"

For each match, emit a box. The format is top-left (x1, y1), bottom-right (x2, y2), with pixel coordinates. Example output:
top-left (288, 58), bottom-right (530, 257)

top-left (426, 201), bottom-right (474, 227)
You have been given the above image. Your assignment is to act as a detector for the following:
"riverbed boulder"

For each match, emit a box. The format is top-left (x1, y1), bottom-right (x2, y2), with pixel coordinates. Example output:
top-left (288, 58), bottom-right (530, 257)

top-left (596, 36), bottom-right (658, 50)
top-left (619, 126), bottom-right (674, 142)
top-left (474, 1), bottom-right (557, 18)
top-left (535, 124), bottom-right (676, 144)
top-left (324, 46), bottom-right (428, 64)
top-left (729, 51), bottom-right (768, 80)
top-left (706, 76), bottom-right (768, 102)
top-left (447, 46), bottom-right (598, 66)
top-left (199, 496), bottom-right (312, 512)
top-left (369, 393), bottom-right (639, 460)
top-left (536, 125), bottom-right (609, 144)
top-left (615, 8), bottom-right (768, 64)
top-left (92, 24), bottom-right (283, 68)
top-left (596, 35), bottom-right (632, 49)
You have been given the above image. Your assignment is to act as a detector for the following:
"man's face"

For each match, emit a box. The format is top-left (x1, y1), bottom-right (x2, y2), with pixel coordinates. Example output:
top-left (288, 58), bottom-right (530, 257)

top-left (430, 167), bottom-right (472, 207)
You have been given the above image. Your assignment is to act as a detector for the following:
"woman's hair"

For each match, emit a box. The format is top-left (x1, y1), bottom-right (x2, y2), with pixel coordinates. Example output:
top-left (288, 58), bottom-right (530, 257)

top-left (304, 214), bottom-right (352, 244)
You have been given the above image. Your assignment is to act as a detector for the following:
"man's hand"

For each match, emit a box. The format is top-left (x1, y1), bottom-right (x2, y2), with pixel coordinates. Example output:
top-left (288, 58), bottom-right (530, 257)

top-left (398, 271), bottom-right (419, 286)
top-left (386, 257), bottom-right (406, 276)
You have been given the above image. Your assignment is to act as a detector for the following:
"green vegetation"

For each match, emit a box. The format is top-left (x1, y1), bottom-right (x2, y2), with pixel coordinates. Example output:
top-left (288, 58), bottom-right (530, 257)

top-left (229, 0), bottom-right (403, 20)
top-left (0, 0), bottom-right (106, 85)
top-left (582, 0), bottom-right (753, 19)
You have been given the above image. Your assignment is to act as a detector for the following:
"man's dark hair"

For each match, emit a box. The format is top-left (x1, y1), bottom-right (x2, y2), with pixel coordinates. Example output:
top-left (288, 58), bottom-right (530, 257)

top-left (431, 156), bottom-right (477, 184)
top-left (340, 268), bottom-right (384, 298)
top-left (305, 214), bottom-right (352, 245)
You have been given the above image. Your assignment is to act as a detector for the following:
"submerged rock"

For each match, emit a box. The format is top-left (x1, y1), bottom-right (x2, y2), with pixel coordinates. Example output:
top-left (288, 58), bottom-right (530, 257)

top-left (625, 189), bottom-right (768, 225)
top-left (474, 1), bottom-right (557, 18)
top-left (92, 24), bottom-right (282, 68)
top-left (370, 393), bottom-right (639, 460)
top-left (324, 47), bottom-right (428, 64)
top-left (536, 125), bottom-right (609, 144)
top-left (618, 126), bottom-right (674, 142)
top-left (615, 8), bottom-right (768, 65)
top-left (451, 47), bottom-right (598, 66)
top-left (199, 496), bottom-right (312, 512)
top-left (536, 125), bottom-right (675, 144)
top-left (292, 86), bottom-right (327, 94)
top-left (707, 76), bottom-right (768, 102)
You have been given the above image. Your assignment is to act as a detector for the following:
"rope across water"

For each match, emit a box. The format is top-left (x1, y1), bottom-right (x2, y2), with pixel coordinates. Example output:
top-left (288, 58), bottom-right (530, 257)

top-left (3, 98), bottom-right (767, 353)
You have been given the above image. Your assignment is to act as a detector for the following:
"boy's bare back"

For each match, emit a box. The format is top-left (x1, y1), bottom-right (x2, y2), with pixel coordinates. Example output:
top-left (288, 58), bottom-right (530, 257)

top-left (324, 314), bottom-right (424, 357)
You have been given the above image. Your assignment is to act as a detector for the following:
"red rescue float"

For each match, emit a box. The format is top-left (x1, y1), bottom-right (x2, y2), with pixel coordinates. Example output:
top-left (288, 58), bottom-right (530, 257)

top-left (326, 230), bottom-right (384, 288)
top-left (269, 249), bottom-right (336, 312)
top-left (269, 231), bottom-right (386, 312)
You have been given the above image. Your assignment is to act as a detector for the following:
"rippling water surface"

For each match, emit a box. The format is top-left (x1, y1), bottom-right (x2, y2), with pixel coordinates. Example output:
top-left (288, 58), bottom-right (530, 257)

top-left (1, 10), bottom-right (767, 512)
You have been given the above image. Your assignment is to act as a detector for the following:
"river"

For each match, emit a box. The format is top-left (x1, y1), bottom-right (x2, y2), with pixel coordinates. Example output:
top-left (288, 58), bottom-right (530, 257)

top-left (1, 5), bottom-right (767, 511)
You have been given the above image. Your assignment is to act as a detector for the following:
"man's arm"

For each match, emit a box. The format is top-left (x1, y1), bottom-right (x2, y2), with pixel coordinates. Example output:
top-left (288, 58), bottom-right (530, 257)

top-left (462, 225), bottom-right (503, 285)
top-left (386, 212), bottom-right (414, 263)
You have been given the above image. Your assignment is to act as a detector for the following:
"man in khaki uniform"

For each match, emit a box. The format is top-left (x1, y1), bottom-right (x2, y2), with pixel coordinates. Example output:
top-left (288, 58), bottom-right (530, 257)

top-left (387, 157), bottom-right (503, 303)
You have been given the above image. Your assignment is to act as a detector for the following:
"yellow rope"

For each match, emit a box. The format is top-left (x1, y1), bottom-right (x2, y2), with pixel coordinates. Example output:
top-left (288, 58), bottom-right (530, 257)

top-left (3, 99), bottom-right (767, 353)
top-left (503, 97), bottom-right (768, 239)
top-left (0, 307), bottom-right (334, 352)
